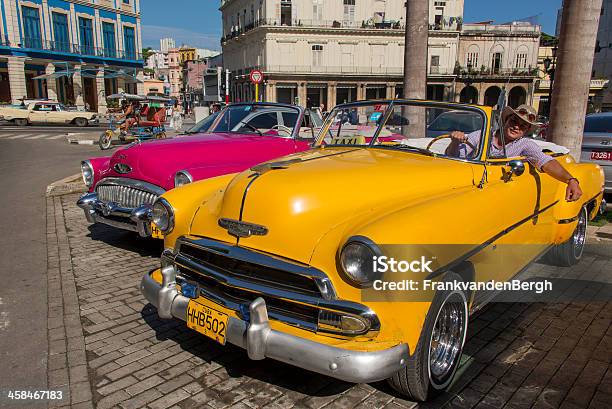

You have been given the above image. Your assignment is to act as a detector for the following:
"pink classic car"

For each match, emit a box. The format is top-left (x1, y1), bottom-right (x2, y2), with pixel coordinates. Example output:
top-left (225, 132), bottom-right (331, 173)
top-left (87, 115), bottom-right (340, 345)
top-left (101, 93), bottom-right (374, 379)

top-left (77, 103), bottom-right (322, 237)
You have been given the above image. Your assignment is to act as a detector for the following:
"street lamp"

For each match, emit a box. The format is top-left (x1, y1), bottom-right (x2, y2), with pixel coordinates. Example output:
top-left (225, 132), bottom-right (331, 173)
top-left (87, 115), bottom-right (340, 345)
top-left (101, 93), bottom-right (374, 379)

top-left (543, 44), bottom-right (557, 118)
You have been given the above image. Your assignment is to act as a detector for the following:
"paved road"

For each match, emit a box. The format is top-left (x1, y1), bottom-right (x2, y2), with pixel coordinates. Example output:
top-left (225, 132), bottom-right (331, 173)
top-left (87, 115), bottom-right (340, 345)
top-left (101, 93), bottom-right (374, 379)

top-left (0, 136), bottom-right (103, 404)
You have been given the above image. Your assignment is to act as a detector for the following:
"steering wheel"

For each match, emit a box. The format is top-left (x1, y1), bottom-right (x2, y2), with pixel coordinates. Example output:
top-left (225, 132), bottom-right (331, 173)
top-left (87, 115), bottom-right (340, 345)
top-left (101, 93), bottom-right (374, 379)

top-left (271, 124), bottom-right (293, 137)
top-left (426, 135), bottom-right (477, 157)
top-left (239, 121), bottom-right (263, 135)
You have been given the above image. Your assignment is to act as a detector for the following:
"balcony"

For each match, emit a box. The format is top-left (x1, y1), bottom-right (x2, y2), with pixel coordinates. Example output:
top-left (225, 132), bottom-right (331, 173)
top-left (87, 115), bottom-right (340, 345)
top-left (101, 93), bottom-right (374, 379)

top-left (537, 78), bottom-right (609, 91)
top-left (221, 18), bottom-right (405, 42)
top-left (15, 37), bottom-right (143, 61)
top-left (455, 66), bottom-right (538, 78)
top-left (461, 23), bottom-right (541, 36)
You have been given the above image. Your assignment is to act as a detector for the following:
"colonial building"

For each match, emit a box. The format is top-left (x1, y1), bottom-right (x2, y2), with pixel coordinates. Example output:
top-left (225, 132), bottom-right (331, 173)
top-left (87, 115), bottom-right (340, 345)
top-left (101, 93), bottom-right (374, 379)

top-left (593, 0), bottom-right (612, 111)
top-left (220, 0), bottom-right (540, 110)
top-left (0, 0), bottom-right (144, 113)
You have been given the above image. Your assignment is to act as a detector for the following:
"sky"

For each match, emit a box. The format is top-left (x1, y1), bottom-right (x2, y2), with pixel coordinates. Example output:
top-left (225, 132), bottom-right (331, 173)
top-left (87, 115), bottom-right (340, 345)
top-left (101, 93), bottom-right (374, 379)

top-left (140, 0), bottom-right (563, 51)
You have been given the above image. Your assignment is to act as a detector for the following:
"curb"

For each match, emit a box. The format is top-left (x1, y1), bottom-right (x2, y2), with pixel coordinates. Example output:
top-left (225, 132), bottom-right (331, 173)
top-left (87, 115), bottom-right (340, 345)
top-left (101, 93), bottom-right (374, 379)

top-left (46, 173), bottom-right (86, 197)
top-left (68, 139), bottom-right (95, 145)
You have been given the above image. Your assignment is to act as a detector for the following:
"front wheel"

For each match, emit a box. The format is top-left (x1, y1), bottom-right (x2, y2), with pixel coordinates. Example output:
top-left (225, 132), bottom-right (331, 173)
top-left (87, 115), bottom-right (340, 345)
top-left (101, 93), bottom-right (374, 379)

top-left (14, 118), bottom-right (28, 126)
top-left (542, 206), bottom-right (588, 267)
top-left (74, 117), bottom-right (88, 127)
top-left (99, 131), bottom-right (113, 150)
top-left (388, 272), bottom-right (468, 401)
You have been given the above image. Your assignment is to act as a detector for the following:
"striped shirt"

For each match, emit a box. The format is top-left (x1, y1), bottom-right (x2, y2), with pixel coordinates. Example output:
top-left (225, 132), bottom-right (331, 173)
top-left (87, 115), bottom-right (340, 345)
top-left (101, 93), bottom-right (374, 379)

top-left (455, 131), bottom-right (554, 170)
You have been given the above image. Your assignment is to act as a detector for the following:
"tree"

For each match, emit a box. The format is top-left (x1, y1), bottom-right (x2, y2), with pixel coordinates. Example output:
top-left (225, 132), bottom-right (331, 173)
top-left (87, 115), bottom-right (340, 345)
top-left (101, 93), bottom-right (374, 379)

top-left (549, 0), bottom-right (603, 160)
top-left (402, 0), bottom-right (429, 136)
top-left (142, 47), bottom-right (154, 61)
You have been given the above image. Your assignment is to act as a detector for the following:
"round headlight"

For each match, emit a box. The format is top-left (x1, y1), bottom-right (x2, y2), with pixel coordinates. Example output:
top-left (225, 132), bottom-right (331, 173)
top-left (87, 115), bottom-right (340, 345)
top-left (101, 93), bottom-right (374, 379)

top-left (174, 170), bottom-right (193, 188)
top-left (339, 237), bottom-right (381, 287)
top-left (152, 198), bottom-right (174, 234)
top-left (81, 160), bottom-right (94, 187)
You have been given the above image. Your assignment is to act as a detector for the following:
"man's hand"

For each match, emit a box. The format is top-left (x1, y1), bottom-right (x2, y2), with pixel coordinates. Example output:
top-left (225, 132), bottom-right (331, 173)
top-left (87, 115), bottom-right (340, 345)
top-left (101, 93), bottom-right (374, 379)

top-left (566, 179), bottom-right (582, 202)
top-left (449, 131), bottom-right (467, 142)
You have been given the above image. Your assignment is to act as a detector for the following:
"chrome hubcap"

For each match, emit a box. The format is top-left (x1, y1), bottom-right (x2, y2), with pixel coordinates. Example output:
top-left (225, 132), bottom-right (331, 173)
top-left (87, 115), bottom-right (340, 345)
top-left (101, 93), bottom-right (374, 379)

top-left (573, 208), bottom-right (587, 259)
top-left (429, 292), bottom-right (467, 388)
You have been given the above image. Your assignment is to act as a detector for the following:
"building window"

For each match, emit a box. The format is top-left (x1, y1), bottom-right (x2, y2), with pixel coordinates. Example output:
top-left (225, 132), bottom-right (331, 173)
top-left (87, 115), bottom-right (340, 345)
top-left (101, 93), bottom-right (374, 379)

top-left (343, 0), bottom-right (355, 22)
top-left (430, 55), bottom-right (440, 73)
top-left (123, 26), bottom-right (136, 59)
top-left (491, 52), bottom-right (503, 73)
top-left (102, 22), bottom-right (116, 58)
top-left (52, 12), bottom-right (70, 52)
top-left (312, 44), bottom-right (323, 66)
top-left (466, 52), bottom-right (478, 69)
top-left (313, 0), bottom-right (323, 21)
top-left (22, 6), bottom-right (42, 49)
top-left (515, 52), bottom-right (528, 69)
top-left (123, 0), bottom-right (130, 4)
top-left (78, 17), bottom-right (95, 55)
top-left (281, 0), bottom-right (292, 26)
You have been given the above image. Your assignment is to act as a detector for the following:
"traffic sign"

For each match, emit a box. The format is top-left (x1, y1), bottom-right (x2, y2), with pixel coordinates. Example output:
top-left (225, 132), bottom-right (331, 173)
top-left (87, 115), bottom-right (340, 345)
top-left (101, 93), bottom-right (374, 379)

top-left (249, 70), bottom-right (264, 84)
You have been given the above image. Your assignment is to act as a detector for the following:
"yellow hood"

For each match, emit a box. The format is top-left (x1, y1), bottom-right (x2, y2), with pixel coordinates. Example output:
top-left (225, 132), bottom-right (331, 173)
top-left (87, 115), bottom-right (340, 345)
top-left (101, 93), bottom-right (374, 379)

top-left (189, 148), bottom-right (475, 264)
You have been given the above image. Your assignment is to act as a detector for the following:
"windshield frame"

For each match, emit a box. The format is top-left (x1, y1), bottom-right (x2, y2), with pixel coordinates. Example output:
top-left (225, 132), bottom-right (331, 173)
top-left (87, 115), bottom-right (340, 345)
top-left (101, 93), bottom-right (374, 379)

top-left (209, 102), bottom-right (306, 139)
top-left (313, 99), bottom-right (491, 162)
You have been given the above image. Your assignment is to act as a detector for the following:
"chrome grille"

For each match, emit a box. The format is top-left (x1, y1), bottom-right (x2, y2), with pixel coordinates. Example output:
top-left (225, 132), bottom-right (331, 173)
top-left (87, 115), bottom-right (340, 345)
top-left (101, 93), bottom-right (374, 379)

top-left (96, 184), bottom-right (159, 209)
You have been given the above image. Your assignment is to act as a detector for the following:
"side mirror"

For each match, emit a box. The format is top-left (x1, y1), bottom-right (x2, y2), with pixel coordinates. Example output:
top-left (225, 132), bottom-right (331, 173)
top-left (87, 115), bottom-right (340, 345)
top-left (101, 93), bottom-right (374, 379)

top-left (509, 160), bottom-right (525, 177)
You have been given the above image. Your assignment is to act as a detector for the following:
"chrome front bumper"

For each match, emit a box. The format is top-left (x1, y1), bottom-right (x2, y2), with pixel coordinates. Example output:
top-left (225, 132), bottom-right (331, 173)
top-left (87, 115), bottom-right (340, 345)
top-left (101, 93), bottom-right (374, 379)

top-left (77, 192), bottom-right (154, 237)
top-left (140, 269), bottom-right (408, 384)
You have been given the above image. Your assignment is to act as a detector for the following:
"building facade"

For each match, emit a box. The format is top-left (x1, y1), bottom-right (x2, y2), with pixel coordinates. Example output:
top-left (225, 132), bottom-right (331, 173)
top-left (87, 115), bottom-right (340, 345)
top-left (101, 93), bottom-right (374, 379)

top-left (160, 37), bottom-right (175, 53)
top-left (0, 0), bottom-right (143, 112)
top-left (220, 0), bottom-right (540, 110)
top-left (593, 0), bottom-right (612, 111)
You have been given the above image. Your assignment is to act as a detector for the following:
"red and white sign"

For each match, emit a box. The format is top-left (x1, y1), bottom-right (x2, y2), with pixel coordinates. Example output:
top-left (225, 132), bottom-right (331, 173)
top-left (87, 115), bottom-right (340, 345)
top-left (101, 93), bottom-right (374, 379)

top-left (249, 70), bottom-right (264, 84)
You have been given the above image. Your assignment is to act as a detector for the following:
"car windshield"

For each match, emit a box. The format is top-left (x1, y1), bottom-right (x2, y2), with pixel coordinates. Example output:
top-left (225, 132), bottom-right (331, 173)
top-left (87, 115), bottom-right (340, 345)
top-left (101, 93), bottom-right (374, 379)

top-left (316, 101), bottom-right (486, 158)
top-left (209, 103), bottom-right (302, 137)
top-left (184, 111), bottom-right (221, 134)
top-left (584, 115), bottom-right (612, 133)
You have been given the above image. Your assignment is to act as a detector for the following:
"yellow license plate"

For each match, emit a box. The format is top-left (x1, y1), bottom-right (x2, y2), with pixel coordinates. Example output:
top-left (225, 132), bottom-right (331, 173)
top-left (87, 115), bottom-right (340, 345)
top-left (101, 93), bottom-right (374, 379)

top-left (151, 224), bottom-right (164, 239)
top-left (186, 299), bottom-right (228, 345)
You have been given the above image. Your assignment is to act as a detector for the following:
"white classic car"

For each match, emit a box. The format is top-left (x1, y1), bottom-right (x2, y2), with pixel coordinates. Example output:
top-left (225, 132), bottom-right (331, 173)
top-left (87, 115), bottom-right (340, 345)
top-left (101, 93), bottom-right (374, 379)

top-left (0, 101), bottom-right (98, 127)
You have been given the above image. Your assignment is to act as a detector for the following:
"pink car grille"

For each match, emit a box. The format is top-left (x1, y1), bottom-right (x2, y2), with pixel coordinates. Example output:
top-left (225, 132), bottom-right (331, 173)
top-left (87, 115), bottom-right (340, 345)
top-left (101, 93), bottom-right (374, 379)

top-left (96, 184), bottom-right (159, 209)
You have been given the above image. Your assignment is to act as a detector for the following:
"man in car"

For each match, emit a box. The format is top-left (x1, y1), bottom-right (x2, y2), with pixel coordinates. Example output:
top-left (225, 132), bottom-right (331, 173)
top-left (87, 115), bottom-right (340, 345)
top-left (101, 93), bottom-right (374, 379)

top-left (446, 104), bottom-right (582, 202)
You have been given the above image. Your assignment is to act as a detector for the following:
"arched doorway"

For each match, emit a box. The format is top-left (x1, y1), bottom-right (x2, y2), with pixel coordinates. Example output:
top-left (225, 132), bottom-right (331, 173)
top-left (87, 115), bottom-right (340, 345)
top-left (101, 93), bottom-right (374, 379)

top-left (508, 86), bottom-right (527, 108)
top-left (459, 86), bottom-right (478, 104)
top-left (484, 86), bottom-right (502, 107)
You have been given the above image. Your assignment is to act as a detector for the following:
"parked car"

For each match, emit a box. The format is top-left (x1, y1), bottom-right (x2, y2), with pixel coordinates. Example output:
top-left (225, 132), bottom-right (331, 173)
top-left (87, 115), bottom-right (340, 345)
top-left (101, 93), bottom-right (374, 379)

top-left (77, 103), bottom-right (322, 238)
top-left (0, 101), bottom-right (97, 126)
top-left (581, 112), bottom-right (611, 210)
top-left (141, 100), bottom-right (604, 401)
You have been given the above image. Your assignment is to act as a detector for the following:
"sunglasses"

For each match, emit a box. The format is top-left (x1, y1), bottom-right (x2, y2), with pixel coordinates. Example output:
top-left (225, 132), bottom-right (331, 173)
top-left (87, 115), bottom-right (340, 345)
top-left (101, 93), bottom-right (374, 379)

top-left (516, 108), bottom-right (536, 122)
top-left (507, 116), bottom-right (531, 131)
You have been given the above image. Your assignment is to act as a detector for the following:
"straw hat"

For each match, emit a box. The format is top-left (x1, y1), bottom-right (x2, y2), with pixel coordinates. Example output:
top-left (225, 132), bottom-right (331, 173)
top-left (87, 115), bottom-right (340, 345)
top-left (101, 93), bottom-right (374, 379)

top-left (502, 104), bottom-right (540, 133)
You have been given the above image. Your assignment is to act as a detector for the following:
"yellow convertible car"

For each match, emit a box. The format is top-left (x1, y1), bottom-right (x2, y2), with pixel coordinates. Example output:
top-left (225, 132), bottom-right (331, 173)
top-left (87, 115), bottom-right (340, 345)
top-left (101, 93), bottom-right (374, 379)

top-left (141, 100), bottom-right (604, 401)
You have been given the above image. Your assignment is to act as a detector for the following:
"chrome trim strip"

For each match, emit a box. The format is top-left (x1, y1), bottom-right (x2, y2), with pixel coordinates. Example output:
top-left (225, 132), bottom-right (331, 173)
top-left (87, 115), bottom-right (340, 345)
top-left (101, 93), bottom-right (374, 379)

top-left (140, 270), bottom-right (407, 383)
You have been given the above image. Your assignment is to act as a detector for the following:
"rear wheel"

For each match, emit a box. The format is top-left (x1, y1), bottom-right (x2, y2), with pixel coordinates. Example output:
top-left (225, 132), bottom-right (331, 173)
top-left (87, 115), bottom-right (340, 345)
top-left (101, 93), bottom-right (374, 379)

top-left (74, 117), bottom-right (88, 127)
top-left (388, 272), bottom-right (468, 401)
top-left (542, 207), bottom-right (587, 267)
top-left (14, 118), bottom-right (28, 126)
top-left (99, 131), bottom-right (113, 150)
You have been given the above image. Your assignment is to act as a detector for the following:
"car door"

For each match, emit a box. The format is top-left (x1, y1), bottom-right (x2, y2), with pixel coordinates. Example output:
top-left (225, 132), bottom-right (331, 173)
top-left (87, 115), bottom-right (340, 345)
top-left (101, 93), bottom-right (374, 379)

top-left (46, 104), bottom-right (65, 124)
top-left (29, 103), bottom-right (48, 124)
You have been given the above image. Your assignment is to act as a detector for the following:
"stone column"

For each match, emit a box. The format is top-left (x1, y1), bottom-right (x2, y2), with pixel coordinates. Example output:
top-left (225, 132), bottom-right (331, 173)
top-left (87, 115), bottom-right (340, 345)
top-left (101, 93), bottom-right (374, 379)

top-left (136, 70), bottom-right (145, 95)
top-left (96, 68), bottom-right (107, 114)
top-left (386, 83), bottom-right (396, 99)
top-left (45, 63), bottom-right (58, 101)
top-left (7, 57), bottom-right (27, 105)
top-left (327, 82), bottom-right (337, 110)
top-left (357, 83), bottom-right (366, 101)
top-left (265, 81), bottom-right (276, 102)
top-left (298, 82), bottom-right (307, 107)
top-left (72, 65), bottom-right (85, 109)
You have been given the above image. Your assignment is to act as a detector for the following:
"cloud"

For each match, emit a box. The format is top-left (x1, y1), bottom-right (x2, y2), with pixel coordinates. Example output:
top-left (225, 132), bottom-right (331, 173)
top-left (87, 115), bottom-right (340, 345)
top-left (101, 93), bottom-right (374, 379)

top-left (142, 25), bottom-right (221, 51)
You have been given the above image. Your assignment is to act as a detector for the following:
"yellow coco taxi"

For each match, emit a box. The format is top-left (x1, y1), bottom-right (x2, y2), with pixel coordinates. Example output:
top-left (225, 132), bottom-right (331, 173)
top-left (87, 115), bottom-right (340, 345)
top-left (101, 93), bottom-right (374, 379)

top-left (141, 100), bottom-right (605, 401)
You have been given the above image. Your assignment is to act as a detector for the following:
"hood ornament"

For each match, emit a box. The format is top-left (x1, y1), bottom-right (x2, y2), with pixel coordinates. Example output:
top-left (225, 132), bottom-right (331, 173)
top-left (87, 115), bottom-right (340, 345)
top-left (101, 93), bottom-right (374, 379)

top-left (601, 139), bottom-right (611, 146)
top-left (250, 158), bottom-right (302, 174)
top-left (113, 163), bottom-right (132, 174)
top-left (218, 218), bottom-right (268, 238)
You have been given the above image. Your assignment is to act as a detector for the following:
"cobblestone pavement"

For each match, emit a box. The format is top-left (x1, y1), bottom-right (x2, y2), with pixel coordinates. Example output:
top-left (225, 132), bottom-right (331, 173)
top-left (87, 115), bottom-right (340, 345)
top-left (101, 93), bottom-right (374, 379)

top-left (46, 193), bottom-right (612, 409)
